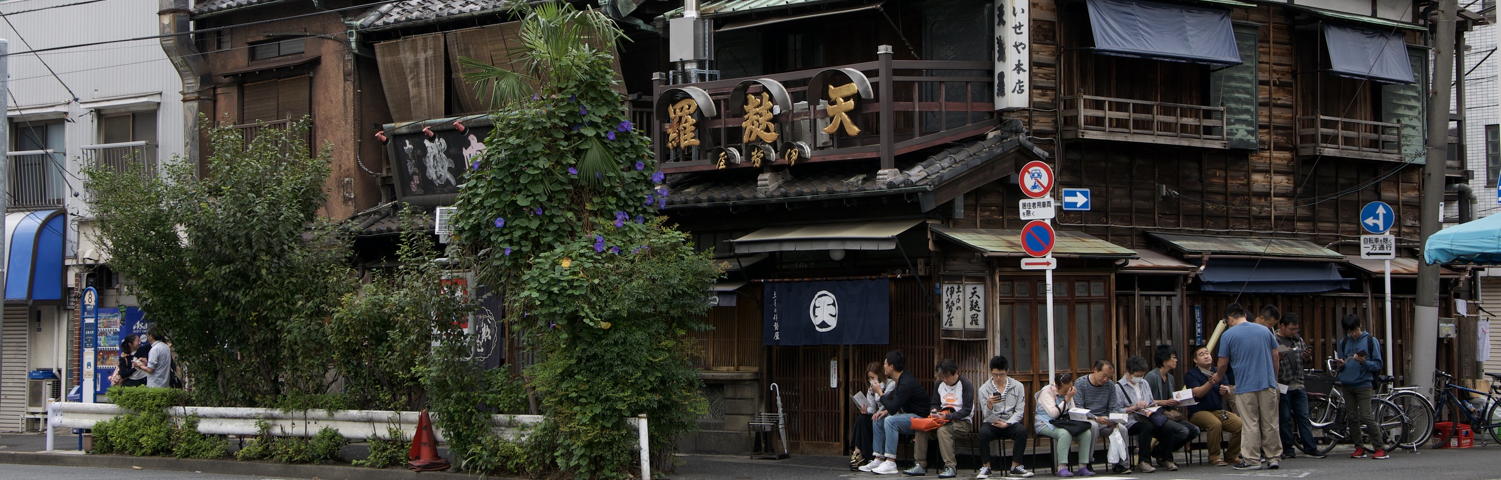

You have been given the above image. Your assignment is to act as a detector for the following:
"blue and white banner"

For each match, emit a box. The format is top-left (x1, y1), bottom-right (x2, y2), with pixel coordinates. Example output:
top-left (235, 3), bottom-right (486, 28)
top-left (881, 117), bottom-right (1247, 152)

top-left (763, 279), bottom-right (890, 346)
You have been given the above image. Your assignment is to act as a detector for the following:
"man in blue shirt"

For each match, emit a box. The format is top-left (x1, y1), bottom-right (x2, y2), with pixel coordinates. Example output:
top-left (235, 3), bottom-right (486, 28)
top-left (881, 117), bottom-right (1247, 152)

top-left (1334, 314), bottom-right (1387, 460)
top-left (1212, 304), bottom-right (1282, 470)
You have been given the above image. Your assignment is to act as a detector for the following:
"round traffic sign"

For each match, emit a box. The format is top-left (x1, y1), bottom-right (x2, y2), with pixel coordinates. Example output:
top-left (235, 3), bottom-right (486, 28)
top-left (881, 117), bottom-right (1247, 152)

top-left (1359, 201), bottom-right (1395, 234)
top-left (1019, 220), bottom-right (1056, 257)
top-left (1018, 161), bottom-right (1054, 199)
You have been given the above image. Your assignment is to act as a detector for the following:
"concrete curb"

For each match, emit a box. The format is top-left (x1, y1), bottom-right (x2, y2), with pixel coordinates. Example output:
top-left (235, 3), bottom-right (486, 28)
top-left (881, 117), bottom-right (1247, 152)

top-left (0, 451), bottom-right (501, 479)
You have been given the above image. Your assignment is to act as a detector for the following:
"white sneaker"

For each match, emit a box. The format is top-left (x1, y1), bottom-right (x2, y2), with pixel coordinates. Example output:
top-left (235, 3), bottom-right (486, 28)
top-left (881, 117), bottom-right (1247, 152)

top-left (874, 460), bottom-right (901, 475)
top-left (976, 466), bottom-right (992, 479)
top-left (861, 458), bottom-right (885, 472)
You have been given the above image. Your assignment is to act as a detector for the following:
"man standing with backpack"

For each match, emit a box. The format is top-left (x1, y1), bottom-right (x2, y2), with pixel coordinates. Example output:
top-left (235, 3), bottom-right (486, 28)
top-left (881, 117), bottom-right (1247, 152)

top-left (1334, 314), bottom-right (1386, 460)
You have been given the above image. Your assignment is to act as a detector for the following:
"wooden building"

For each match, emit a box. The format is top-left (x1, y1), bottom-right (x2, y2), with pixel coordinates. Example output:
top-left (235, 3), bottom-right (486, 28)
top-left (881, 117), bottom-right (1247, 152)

top-left (654, 0), bottom-right (1474, 455)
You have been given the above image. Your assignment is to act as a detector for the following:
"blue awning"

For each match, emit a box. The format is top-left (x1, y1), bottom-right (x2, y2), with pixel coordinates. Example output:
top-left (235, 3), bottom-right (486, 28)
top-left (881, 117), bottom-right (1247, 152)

top-left (1085, 0), bottom-right (1242, 66)
top-left (6, 210), bottom-right (67, 301)
top-left (1425, 213), bottom-right (1501, 265)
top-left (1323, 23), bottom-right (1415, 84)
top-left (1198, 259), bottom-right (1351, 293)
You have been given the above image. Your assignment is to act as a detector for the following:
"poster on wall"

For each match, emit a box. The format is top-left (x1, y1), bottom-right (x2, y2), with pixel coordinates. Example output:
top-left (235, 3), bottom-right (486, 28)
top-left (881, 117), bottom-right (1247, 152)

top-left (763, 279), bottom-right (890, 346)
top-left (93, 307), bottom-right (145, 395)
top-left (995, 0), bottom-right (1030, 110)
top-left (941, 282), bottom-right (986, 331)
top-left (386, 119), bottom-right (495, 203)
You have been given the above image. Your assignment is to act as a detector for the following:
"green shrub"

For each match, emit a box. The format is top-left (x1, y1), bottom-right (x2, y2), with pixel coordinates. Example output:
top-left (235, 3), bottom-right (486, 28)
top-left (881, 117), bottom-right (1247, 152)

top-left (353, 427), bottom-right (410, 469)
top-left (307, 427), bottom-right (348, 463)
top-left (94, 386), bottom-right (214, 458)
top-left (173, 418), bottom-right (229, 459)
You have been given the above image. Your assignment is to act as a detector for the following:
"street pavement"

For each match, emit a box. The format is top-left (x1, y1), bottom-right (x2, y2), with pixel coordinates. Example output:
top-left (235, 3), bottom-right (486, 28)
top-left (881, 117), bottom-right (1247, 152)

top-left (668, 445), bottom-right (1501, 479)
top-left (0, 464), bottom-right (261, 479)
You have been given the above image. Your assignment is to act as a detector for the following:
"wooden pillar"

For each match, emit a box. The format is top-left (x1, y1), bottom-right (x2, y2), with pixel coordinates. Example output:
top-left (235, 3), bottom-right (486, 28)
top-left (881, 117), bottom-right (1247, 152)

top-left (878, 45), bottom-right (895, 171)
top-left (652, 72), bottom-right (666, 164)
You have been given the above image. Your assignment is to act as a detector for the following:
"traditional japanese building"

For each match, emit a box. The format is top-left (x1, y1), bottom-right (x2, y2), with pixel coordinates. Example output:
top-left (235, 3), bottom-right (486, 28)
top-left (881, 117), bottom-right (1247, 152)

top-left (653, 0), bottom-right (1479, 455)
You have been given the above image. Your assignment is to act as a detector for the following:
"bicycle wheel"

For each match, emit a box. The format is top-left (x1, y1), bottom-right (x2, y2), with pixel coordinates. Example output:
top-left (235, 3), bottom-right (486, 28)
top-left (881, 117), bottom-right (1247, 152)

top-left (1374, 399), bottom-right (1407, 452)
top-left (1309, 393), bottom-right (1346, 455)
top-left (1485, 399), bottom-right (1501, 445)
top-left (1387, 391), bottom-right (1434, 449)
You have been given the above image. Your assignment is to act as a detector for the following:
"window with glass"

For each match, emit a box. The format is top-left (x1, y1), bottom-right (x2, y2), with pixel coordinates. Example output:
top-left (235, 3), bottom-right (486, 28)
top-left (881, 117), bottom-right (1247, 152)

top-left (994, 275), bottom-right (1111, 374)
top-left (1486, 124), bottom-right (1498, 185)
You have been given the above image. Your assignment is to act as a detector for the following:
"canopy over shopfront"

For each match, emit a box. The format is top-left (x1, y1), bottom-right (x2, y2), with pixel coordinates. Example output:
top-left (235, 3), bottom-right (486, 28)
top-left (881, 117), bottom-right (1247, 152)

top-left (1425, 213), bottom-right (1501, 265)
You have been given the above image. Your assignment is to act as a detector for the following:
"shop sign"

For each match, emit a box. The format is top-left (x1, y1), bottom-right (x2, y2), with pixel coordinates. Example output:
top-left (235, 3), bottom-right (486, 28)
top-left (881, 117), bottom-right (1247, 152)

top-left (764, 279), bottom-right (890, 346)
top-left (995, 0), bottom-right (1030, 110)
top-left (941, 282), bottom-right (986, 331)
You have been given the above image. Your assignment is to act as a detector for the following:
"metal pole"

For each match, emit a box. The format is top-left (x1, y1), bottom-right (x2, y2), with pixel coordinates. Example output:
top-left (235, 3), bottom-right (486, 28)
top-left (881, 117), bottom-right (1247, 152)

top-left (1046, 254), bottom-right (1056, 385)
top-left (1385, 259), bottom-right (1394, 377)
top-left (636, 415), bottom-right (650, 480)
top-left (1415, 0), bottom-right (1457, 397)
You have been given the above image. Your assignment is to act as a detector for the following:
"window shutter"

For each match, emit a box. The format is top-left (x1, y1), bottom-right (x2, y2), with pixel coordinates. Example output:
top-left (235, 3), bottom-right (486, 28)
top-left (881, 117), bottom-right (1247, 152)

top-left (1380, 45), bottom-right (1427, 165)
top-left (278, 75), bottom-right (311, 120)
top-left (1210, 24), bottom-right (1260, 150)
top-left (446, 22), bottom-right (525, 115)
top-left (241, 80), bottom-right (279, 123)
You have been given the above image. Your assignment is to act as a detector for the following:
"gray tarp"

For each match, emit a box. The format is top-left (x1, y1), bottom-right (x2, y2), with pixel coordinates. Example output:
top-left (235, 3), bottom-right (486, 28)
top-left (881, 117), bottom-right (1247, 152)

top-left (1085, 0), bottom-right (1241, 65)
top-left (1324, 23), bottom-right (1415, 84)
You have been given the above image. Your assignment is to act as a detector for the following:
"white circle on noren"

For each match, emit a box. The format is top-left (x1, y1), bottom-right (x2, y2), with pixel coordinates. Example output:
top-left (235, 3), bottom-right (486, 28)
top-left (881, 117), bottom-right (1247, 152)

top-left (810, 290), bottom-right (839, 333)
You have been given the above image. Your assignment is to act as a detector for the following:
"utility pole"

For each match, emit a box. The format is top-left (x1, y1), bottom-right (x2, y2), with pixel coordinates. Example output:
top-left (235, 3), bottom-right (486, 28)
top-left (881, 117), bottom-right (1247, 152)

top-left (1415, 0), bottom-right (1457, 397)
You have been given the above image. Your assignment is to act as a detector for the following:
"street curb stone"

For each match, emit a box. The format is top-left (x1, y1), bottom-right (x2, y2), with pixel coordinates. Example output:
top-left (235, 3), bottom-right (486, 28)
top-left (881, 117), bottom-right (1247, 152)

top-left (0, 451), bottom-right (502, 479)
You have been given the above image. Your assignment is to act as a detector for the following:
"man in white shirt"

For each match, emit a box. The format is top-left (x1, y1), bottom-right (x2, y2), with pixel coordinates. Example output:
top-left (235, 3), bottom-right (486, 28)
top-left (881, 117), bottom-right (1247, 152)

top-left (134, 331), bottom-right (173, 388)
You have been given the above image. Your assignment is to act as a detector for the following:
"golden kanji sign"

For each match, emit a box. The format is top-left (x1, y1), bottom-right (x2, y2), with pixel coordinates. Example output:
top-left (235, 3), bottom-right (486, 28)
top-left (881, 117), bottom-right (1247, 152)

top-left (823, 83), bottom-right (863, 136)
top-left (666, 98), bottom-right (701, 150)
top-left (741, 92), bottom-right (780, 144)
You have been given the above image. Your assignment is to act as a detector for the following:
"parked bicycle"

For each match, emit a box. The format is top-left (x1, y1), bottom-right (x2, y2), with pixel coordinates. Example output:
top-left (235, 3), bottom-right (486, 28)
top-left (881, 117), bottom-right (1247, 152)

top-left (1305, 364), bottom-right (1406, 455)
top-left (1432, 370), bottom-right (1501, 445)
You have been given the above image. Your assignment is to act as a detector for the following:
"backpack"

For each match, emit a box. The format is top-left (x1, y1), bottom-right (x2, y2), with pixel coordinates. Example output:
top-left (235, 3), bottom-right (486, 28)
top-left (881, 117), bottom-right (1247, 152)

top-left (168, 348), bottom-right (185, 389)
top-left (1338, 335), bottom-right (1378, 361)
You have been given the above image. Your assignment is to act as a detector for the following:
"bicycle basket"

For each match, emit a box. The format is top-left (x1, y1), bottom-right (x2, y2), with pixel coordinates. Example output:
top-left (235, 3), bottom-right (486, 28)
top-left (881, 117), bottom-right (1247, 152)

top-left (1305, 370), bottom-right (1335, 396)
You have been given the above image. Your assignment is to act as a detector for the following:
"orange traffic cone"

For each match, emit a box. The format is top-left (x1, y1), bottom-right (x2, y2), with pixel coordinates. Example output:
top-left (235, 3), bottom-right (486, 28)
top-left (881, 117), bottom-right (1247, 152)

top-left (408, 409), bottom-right (451, 472)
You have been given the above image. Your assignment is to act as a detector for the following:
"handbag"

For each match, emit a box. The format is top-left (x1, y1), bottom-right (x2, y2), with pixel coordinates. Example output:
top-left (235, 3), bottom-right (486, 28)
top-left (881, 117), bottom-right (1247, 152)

top-left (910, 416), bottom-right (950, 432)
top-left (1050, 417), bottom-right (1091, 436)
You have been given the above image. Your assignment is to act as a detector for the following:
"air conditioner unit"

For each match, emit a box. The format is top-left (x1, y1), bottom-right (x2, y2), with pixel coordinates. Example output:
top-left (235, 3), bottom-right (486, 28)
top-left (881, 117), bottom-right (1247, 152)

top-left (27, 379), bottom-right (57, 409)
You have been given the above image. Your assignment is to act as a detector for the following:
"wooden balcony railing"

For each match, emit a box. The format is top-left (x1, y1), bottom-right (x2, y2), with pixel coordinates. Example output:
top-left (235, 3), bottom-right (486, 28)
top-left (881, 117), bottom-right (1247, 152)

top-left (82, 141), bottom-right (157, 178)
top-left (652, 53), bottom-right (995, 173)
top-left (5, 150), bottom-right (65, 210)
top-left (1060, 95), bottom-right (1227, 149)
top-left (1296, 115), bottom-right (1401, 162)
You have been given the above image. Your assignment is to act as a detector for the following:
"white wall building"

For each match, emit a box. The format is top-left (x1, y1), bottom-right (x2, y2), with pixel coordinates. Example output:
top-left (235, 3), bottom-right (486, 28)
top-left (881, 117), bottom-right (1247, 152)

top-left (0, 0), bottom-right (181, 431)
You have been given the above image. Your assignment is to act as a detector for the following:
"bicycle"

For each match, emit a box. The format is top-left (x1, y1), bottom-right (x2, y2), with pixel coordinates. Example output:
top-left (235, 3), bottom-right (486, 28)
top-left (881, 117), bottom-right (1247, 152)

top-left (1305, 366), bottom-right (1406, 455)
top-left (1375, 375), bottom-right (1434, 450)
top-left (1432, 370), bottom-right (1501, 445)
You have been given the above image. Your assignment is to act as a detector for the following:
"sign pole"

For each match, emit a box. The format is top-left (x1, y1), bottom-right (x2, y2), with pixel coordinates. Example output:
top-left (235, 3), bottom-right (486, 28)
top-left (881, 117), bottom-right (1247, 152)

top-left (1384, 259), bottom-right (1394, 377)
top-left (1045, 252), bottom-right (1055, 384)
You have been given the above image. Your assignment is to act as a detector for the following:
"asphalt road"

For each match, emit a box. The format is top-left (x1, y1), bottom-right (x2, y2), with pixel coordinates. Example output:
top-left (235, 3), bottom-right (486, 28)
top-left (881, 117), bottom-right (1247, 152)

top-left (669, 445), bottom-right (1501, 480)
top-left (0, 464), bottom-right (264, 479)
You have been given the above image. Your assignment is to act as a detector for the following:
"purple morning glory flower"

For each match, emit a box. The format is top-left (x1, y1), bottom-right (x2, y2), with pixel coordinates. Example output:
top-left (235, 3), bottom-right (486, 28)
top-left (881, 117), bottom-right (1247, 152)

top-left (568, 167), bottom-right (579, 175)
top-left (613, 211), bottom-right (628, 228)
top-left (606, 131), bottom-right (616, 141)
top-left (571, 124), bottom-right (582, 132)
top-left (617, 120), bottom-right (633, 132)
top-left (634, 161), bottom-right (645, 171)
top-left (593, 235), bottom-right (607, 253)
top-left (631, 245), bottom-right (646, 254)
top-left (504, 247), bottom-right (512, 256)
top-left (634, 215), bottom-right (644, 224)
top-left (533, 207), bottom-right (544, 216)
top-left (569, 94), bottom-right (577, 102)
top-left (493, 217), bottom-right (506, 228)
top-left (579, 105), bottom-right (588, 116)
top-left (656, 185), bottom-right (670, 197)
top-left (657, 196), bottom-right (668, 209)
top-left (644, 193), bottom-right (655, 206)
top-left (532, 94), bottom-right (541, 101)
top-left (651, 171), bottom-right (665, 184)
top-left (609, 246), bottom-right (621, 255)
top-left (470, 160), bottom-right (480, 171)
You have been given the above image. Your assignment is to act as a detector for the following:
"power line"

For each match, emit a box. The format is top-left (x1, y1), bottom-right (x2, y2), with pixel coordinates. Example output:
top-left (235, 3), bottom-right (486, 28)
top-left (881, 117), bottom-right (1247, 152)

top-left (0, 9), bottom-right (78, 101)
top-left (0, 0), bottom-right (108, 16)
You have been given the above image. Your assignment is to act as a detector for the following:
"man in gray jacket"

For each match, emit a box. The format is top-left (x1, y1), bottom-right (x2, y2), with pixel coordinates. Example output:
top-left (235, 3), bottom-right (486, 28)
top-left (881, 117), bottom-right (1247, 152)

top-left (975, 355), bottom-right (1032, 479)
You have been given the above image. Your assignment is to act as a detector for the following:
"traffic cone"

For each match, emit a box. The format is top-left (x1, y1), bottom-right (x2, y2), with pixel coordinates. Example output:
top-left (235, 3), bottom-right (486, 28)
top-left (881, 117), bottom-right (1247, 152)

top-left (408, 409), bottom-right (451, 472)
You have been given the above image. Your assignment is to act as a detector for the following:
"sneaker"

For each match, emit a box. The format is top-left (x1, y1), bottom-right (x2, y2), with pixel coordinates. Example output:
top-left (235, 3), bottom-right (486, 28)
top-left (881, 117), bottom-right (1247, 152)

top-left (1136, 462), bottom-right (1156, 473)
top-left (1372, 450), bottom-right (1390, 460)
top-left (903, 464), bottom-right (928, 476)
top-left (1109, 464), bottom-right (1131, 475)
top-left (1160, 460), bottom-right (1179, 472)
top-left (938, 466), bottom-right (957, 478)
top-left (1267, 460), bottom-right (1280, 470)
top-left (1232, 460), bottom-right (1264, 471)
top-left (1302, 450), bottom-right (1327, 459)
top-left (861, 459), bottom-right (885, 472)
top-left (1075, 466), bottom-right (1096, 477)
top-left (1055, 467), bottom-right (1074, 478)
top-left (976, 466), bottom-right (993, 479)
top-left (1211, 457), bottom-right (1228, 466)
top-left (874, 460), bottom-right (901, 475)
top-left (1351, 447), bottom-right (1369, 459)
top-left (1008, 465), bottom-right (1035, 478)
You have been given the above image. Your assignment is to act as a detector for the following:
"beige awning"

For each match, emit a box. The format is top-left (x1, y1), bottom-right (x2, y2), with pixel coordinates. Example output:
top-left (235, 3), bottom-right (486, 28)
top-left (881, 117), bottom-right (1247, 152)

top-left (731, 219), bottom-right (924, 254)
top-left (1124, 248), bottom-right (1197, 273)
top-left (933, 226), bottom-right (1136, 259)
top-left (1344, 256), bottom-right (1462, 278)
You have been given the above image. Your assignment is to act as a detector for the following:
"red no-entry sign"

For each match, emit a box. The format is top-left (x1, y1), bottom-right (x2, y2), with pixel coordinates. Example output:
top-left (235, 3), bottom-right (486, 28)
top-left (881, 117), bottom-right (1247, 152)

top-left (1018, 161), bottom-right (1054, 199)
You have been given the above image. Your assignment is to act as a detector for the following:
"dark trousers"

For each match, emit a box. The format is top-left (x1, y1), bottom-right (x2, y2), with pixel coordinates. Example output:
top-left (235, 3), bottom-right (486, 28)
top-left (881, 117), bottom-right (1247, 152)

top-left (852, 413), bottom-right (874, 455)
top-left (1337, 385), bottom-right (1382, 450)
top-left (1279, 389), bottom-right (1319, 454)
top-left (978, 422), bottom-right (1028, 468)
top-left (1148, 418), bottom-right (1195, 461)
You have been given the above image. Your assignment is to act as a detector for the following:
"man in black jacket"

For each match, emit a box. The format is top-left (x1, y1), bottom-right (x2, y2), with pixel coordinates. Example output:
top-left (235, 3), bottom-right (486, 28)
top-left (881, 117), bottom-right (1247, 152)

top-left (905, 358), bottom-right (975, 478)
top-left (859, 350), bottom-right (929, 475)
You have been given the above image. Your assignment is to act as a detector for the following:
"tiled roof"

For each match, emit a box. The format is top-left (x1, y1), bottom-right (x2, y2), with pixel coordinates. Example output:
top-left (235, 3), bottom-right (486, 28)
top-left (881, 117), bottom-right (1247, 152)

top-left (354, 0), bottom-right (513, 30)
top-left (667, 123), bottom-right (1046, 208)
top-left (933, 227), bottom-right (1138, 259)
top-left (191, 0), bottom-right (286, 17)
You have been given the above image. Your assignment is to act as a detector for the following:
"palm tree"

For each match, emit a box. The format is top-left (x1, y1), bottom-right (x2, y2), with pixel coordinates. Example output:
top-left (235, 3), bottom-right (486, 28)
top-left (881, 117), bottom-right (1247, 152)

top-left (461, 2), bottom-right (625, 109)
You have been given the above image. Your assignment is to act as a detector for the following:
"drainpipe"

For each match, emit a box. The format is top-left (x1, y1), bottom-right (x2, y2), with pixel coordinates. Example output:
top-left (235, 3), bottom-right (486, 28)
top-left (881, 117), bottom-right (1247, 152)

top-left (158, 0), bottom-right (210, 172)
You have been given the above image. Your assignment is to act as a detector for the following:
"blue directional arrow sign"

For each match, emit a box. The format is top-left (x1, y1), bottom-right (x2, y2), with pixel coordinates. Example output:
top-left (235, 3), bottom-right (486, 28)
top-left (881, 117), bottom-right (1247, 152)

top-left (1061, 188), bottom-right (1091, 211)
top-left (1360, 201), bottom-right (1395, 234)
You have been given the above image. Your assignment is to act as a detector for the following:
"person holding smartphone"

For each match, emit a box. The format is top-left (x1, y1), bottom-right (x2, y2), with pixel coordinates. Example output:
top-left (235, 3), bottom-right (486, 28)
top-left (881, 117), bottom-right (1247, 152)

top-left (851, 361), bottom-right (894, 470)
top-left (1334, 314), bottom-right (1386, 460)
top-left (976, 355), bottom-right (1032, 478)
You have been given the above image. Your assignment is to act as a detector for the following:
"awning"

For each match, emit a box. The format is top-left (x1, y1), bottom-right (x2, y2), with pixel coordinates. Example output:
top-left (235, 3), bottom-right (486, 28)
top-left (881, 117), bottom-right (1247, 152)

top-left (731, 219), bottom-right (923, 254)
top-left (1199, 259), bottom-right (1351, 293)
top-left (1425, 213), bottom-right (1501, 265)
top-left (1344, 256), bottom-right (1461, 278)
top-left (1084, 0), bottom-right (1242, 65)
top-left (1124, 248), bottom-right (1197, 273)
top-left (1149, 232), bottom-right (1345, 260)
top-left (1323, 23), bottom-right (1416, 84)
top-left (933, 226), bottom-right (1136, 259)
top-left (6, 210), bottom-right (66, 302)
top-left (711, 281), bottom-right (748, 307)
top-left (1294, 5), bottom-right (1427, 31)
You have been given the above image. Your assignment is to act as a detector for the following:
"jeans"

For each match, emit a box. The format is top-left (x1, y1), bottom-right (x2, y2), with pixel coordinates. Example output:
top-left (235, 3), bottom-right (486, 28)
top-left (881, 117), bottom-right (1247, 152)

top-left (1279, 389), bottom-right (1318, 454)
top-left (1232, 388), bottom-right (1283, 463)
top-left (978, 422), bottom-right (1029, 468)
top-left (872, 413), bottom-right (918, 458)
top-left (1337, 385), bottom-right (1381, 450)
top-left (1038, 422), bottom-right (1095, 467)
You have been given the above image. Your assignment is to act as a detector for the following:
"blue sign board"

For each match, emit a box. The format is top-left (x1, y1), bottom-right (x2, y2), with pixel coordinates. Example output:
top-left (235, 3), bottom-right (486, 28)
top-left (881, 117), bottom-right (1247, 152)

top-left (763, 279), bottom-right (890, 346)
top-left (1360, 201), bottom-right (1395, 234)
top-left (1061, 188), bottom-right (1091, 211)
